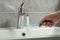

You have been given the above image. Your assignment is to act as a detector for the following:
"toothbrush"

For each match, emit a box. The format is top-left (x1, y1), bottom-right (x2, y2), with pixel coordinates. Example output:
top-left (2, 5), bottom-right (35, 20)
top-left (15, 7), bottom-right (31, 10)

top-left (31, 22), bottom-right (42, 26)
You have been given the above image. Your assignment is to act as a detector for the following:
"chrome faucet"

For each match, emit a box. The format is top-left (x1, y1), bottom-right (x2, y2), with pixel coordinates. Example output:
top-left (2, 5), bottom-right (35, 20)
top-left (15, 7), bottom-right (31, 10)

top-left (17, 2), bottom-right (25, 28)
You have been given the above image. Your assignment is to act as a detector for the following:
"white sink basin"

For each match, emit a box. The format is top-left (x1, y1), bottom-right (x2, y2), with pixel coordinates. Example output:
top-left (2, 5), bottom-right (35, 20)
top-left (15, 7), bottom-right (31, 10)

top-left (0, 26), bottom-right (60, 39)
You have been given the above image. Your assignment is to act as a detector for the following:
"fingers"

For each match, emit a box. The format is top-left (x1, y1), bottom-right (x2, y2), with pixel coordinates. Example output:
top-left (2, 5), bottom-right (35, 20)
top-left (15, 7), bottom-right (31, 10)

top-left (39, 22), bottom-right (53, 27)
top-left (39, 20), bottom-right (54, 27)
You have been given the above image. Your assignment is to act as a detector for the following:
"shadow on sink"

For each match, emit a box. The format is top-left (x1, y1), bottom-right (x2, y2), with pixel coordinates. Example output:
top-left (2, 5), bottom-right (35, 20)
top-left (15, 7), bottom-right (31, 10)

top-left (17, 37), bottom-right (60, 40)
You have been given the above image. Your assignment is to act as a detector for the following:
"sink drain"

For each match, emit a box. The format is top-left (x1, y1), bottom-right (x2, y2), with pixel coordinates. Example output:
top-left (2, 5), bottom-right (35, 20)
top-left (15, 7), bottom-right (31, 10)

top-left (22, 33), bottom-right (26, 36)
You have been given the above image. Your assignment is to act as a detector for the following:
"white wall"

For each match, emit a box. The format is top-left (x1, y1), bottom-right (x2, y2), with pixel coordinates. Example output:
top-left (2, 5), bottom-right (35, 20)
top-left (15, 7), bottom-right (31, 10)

top-left (0, 0), bottom-right (60, 28)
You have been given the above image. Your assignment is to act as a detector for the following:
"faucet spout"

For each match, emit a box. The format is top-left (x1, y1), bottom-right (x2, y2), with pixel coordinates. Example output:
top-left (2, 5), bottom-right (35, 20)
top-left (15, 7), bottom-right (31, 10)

top-left (17, 2), bottom-right (25, 28)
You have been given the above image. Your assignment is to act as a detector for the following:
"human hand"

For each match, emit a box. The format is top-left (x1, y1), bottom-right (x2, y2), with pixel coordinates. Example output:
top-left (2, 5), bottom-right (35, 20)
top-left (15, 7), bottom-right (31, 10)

top-left (39, 14), bottom-right (60, 27)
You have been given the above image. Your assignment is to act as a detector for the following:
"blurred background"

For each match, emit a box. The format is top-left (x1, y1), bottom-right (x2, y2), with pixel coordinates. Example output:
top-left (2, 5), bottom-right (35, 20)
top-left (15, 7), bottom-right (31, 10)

top-left (0, 0), bottom-right (60, 40)
top-left (0, 0), bottom-right (60, 28)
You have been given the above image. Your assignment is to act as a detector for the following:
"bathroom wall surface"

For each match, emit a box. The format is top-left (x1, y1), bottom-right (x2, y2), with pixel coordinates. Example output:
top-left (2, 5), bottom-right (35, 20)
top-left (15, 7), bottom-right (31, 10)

top-left (0, 0), bottom-right (60, 27)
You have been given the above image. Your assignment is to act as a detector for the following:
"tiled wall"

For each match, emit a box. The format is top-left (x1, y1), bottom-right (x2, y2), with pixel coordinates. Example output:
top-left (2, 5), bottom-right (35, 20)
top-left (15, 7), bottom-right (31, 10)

top-left (0, 0), bottom-right (60, 28)
top-left (0, 0), bottom-right (21, 28)
top-left (0, 13), bottom-right (18, 28)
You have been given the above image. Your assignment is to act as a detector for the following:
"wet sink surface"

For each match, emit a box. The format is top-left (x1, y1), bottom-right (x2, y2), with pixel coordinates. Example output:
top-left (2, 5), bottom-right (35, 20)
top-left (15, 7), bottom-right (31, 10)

top-left (0, 27), bottom-right (60, 39)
